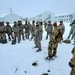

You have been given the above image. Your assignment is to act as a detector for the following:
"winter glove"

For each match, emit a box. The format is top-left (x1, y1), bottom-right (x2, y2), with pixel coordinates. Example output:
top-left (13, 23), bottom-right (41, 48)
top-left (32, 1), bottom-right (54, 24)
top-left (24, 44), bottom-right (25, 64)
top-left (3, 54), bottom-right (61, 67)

top-left (69, 62), bottom-right (74, 68)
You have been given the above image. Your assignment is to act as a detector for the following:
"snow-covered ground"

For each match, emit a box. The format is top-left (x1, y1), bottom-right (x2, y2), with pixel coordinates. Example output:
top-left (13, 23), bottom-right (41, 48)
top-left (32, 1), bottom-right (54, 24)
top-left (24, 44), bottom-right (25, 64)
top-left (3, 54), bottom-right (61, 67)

top-left (0, 22), bottom-right (74, 75)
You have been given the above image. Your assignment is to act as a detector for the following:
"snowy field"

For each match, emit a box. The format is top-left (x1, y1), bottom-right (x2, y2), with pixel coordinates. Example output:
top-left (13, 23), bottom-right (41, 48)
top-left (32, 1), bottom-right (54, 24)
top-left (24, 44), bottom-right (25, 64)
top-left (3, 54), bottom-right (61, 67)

top-left (0, 22), bottom-right (74, 75)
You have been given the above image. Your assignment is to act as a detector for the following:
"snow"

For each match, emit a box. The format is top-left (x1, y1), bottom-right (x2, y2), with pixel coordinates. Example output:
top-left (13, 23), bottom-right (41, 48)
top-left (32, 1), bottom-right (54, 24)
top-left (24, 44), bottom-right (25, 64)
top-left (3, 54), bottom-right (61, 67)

top-left (0, 22), bottom-right (74, 75)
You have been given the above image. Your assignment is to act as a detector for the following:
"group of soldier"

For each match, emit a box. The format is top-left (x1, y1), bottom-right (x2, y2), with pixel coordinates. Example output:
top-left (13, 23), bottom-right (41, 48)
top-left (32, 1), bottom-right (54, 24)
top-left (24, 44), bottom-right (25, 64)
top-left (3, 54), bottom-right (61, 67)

top-left (0, 20), bottom-right (43, 51)
top-left (0, 19), bottom-right (75, 75)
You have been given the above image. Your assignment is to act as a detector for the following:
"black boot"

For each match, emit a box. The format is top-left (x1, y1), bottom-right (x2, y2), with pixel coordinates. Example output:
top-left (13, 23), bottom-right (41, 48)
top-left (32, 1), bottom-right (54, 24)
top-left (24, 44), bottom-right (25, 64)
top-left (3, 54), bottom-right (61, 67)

top-left (36, 48), bottom-right (41, 52)
top-left (46, 56), bottom-right (52, 60)
top-left (12, 39), bottom-right (16, 45)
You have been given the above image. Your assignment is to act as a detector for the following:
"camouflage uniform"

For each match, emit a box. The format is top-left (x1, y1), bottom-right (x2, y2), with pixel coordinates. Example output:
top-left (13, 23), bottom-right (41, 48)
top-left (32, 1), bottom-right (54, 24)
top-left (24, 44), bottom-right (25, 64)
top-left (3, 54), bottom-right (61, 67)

top-left (30, 20), bottom-right (35, 41)
top-left (69, 46), bottom-right (75, 75)
top-left (12, 21), bottom-right (20, 43)
top-left (5, 22), bottom-right (12, 41)
top-left (0, 22), bottom-right (7, 43)
top-left (24, 21), bottom-right (30, 39)
top-left (68, 20), bottom-right (75, 39)
top-left (46, 22), bottom-right (62, 59)
top-left (33, 22), bottom-right (42, 52)
top-left (38, 22), bottom-right (43, 40)
top-left (71, 28), bottom-right (75, 44)
top-left (58, 21), bottom-right (65, 40)
top-left (44, 21), bottom-right (47, 30)
top-left (18, 21), bottom-right (25, 41)
top-left (45, 21), bottom-right (53, 40)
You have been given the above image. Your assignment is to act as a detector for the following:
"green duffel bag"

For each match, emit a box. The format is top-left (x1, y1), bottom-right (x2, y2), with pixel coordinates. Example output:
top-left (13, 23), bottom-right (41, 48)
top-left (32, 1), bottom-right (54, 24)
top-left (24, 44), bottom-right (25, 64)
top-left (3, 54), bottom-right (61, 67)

top-left (63, 39), bottom-right (71, 44)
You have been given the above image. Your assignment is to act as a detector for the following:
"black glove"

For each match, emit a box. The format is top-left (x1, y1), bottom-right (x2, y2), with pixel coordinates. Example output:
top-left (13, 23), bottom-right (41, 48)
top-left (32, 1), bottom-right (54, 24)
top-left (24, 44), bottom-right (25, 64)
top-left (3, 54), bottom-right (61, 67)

top-left (69, 62), bottom-right (74, 68)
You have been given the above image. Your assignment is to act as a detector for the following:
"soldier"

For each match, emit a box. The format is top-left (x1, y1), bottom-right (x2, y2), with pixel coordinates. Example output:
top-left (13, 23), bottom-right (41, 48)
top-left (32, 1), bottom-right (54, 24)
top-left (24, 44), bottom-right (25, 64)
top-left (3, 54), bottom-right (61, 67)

top-left (68, 20), bottom-right (75, 39)
top-left (18, 20), bottom-right (25, 41)
top-left (33, 22), bottom-right (42, 52)
top-left (24, 21), bottom-right (30, 39)
top-left (0, 22), bottom-right (7, 44)
top-left (38, 22), bottom-right (43, 40)
top-left (45, 21), bottom-right (53, 40)
top-left (30, 20), bottom-right (36, 41)
top-left (46, 22), bottom-right (62, 59)
top-left (12, 21), bottom-right (20, 44)
top-left (44, 21), bottom-right (47, 30)
top-left (71, 27), bottom-right (75, 45)
top-left (58, 20), bottom-right (65, 41)
top-left (5, 21), bottom-right (12, 41)
top-left (69, 46), bottom-right (75, 75)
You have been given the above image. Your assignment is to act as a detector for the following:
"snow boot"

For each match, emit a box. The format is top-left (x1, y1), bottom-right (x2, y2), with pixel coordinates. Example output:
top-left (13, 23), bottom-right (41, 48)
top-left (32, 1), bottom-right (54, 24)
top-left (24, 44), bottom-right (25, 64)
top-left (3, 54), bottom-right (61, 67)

top-left (12, 40), bottom-right (16, 45)
top-left (36, 49), bottom-right (41, 52)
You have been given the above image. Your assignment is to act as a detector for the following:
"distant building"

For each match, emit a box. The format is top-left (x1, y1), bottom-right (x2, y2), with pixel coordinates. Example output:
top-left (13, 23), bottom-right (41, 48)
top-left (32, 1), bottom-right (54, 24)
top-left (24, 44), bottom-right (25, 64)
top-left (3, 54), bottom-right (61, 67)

top-left (0, 8), bottom-right (22, 23)
top-left (54, 13), bottom-right (75, 22)
top-left (4, 8), bottom-right (22, 23)
top-left (29, 11), bottom-right (54, 22)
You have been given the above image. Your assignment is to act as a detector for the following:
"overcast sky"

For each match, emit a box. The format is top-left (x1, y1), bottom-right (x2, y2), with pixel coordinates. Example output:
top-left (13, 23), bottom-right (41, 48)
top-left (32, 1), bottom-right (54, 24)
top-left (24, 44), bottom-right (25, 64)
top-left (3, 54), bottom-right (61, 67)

top-left (0, 0), bottom-right (75, 17)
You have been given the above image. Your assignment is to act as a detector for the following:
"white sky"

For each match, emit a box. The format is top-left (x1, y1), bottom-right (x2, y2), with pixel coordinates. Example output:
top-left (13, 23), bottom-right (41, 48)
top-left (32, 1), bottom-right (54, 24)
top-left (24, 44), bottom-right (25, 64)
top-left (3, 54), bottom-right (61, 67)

top-left (0, 0), bottom-right (75, 17)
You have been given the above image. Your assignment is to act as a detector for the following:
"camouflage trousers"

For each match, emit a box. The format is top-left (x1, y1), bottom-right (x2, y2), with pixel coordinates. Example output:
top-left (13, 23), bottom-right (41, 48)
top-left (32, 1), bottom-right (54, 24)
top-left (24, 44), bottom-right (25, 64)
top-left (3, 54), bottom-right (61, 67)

top-left (70, 69), bottom-right (75, 75)
top-left (19, 31), bottom-right (24, 40)
top-left (34, 36), bottom-right (41, 50)
top-left (48, 41), bottom-right (58, 57)
top-left (13, 32), bottom-right (20, 42)
top-left (0, 33), bottom-right (6, 40)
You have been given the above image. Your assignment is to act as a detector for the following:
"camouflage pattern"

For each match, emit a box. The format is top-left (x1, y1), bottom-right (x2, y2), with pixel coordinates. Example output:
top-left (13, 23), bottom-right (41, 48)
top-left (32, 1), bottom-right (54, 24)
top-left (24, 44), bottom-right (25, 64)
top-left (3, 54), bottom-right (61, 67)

top-left (38, 22), bottom-right (43, 40)
top-left (0, 22), bottom-right (7, 43)
top-left (58, 21), bottom-right (65, 40)
top-left (45, 21), bottom-right (53, 39)
top-left (63, 39), bottom-right (71, 44)
top-left (12, 22), bottom-right (20, 43)
top-left (24, 21), bottom-right (31, 39)
top-left (69, 46), bottom-right (75, 75)
top-left (71, 46), bottom-right (75, 56)
top-left (71, 28), bottom-right (75, 41)
top-left (68, 21), bottom-right (75, 39)
top-left (69, 56), bottom-right (75, 75)
top-left (44, 21), bottom-right (47, 29)
top-left (48, 22), bottom-right (62, 57)
top-left (30, 21), bottom-right (36, 40)
top-left (33, 22), bottom-right (42, 51)
top-left (18, 21), bottom-right (25, 40)
top-left (5, 22), bottom-right (12, 41)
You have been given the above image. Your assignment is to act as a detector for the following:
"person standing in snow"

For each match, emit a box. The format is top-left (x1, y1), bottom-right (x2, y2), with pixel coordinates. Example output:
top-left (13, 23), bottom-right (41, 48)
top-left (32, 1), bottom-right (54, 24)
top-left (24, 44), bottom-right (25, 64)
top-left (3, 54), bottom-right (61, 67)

top-left (5, 21), bottom-right (13, 41)
top-left (68, 20), bottom-right (75, 39)
top-left (0, 22), bottom-right (7, 44)
top-left (45, 21), bottom-right (53, 40)
top-left (33, 22), bottom-right (42, 52)
top-left (30, 20), bottom-right (36, 41)
top-left (24, 20), bottom-right (31, 39)
top-left (71, 27), bottom-right (75, 45)
top-left (46, 22), bottom-right (62, 60)
top-left (12, 21), bottom-right (20, 44)
top-left (58, 20), bottom-right (65, 41)
top-left (69, 46), bottom-right (75, 75)
top-left (18, 20), bottom-right (25, 41)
